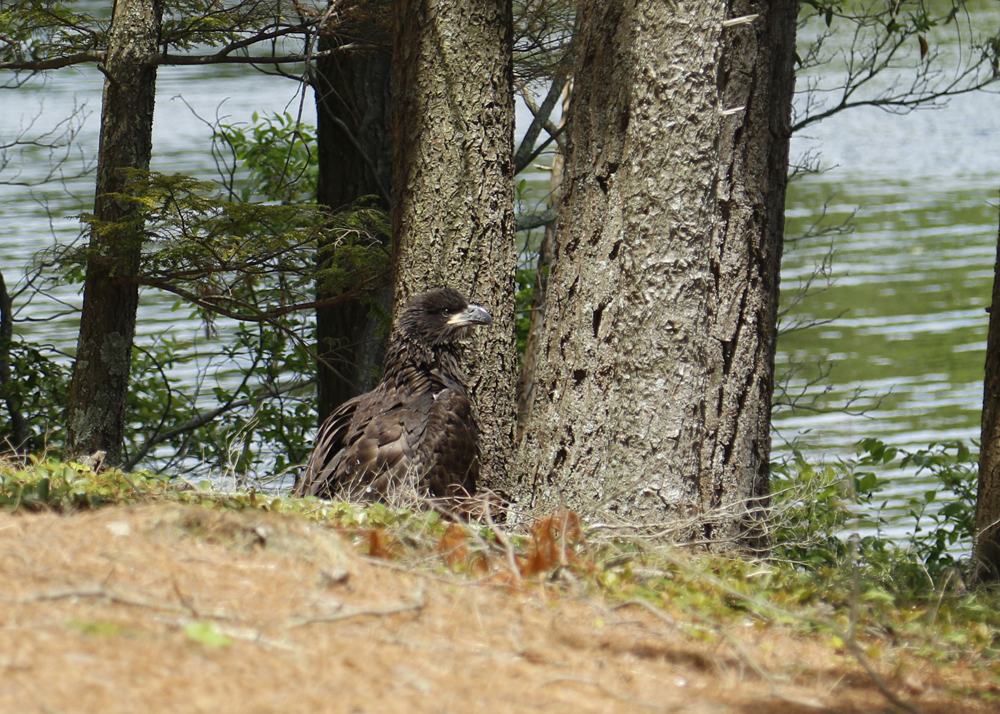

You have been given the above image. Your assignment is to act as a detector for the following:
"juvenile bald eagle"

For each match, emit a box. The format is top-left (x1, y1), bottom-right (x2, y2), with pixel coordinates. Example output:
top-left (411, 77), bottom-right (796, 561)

top-left (294, 287), bottom-right (492, 503)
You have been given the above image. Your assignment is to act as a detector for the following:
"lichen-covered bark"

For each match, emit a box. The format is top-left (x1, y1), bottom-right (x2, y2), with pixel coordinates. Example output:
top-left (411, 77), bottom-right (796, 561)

top-left (391, 0), bottom-right (517, 487)
top-left (66, 0), bottom-right (161, 465)
top-left (514, 0), bottom-right (796, 549)
top-left (314, 6), bottom-right (393, 422)
top-left (974, 210), bottom-right (1000, 581)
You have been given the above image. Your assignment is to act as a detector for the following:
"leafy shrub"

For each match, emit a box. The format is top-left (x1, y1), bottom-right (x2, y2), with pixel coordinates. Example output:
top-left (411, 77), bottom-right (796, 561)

top-left (772, 438), bottom-right (978, 584)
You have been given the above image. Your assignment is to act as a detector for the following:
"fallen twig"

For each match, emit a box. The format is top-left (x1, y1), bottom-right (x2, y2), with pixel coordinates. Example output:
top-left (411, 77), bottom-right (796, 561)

top-left (288, 587), bottom-right (426, 628)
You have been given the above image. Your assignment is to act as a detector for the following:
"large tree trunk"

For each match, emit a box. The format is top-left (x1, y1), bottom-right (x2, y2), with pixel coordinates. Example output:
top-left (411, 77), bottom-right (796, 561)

top-left (314, 5), bottom-right (393, 423)
top-left (66, 0), bottom-right (162, 465)
top-left (513, 0), bottom-right (796, 550)
top-left (390, 0), bottom-right (517, 488)
top-left (974, 206), bottom-right (1000, 582)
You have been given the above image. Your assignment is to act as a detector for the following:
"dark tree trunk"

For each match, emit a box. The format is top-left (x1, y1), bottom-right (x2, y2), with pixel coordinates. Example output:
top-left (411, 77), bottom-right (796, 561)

top-left (974, 203), bottom-right (1000, 582)
top-left (66, 0), bottom-right (161, 465)
top-left (0, 269), bottom-right (29, 451)
top-left (390, 0), bottom-right (518, 488)
top-left (314, 4), bottom-right (394, 423)
top-left (513, 0), bottom-right (796, 550)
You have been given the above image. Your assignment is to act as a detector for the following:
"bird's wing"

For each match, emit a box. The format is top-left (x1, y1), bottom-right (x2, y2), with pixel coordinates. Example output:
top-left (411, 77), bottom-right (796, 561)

top-left (342, 389), bottom-right (432, 499)
top-left (293, 395), bottom-right (362, 497)
top-left (295, 383), bottom-right (432, 500)
top-left (412, 387), bottom-right (479, 498)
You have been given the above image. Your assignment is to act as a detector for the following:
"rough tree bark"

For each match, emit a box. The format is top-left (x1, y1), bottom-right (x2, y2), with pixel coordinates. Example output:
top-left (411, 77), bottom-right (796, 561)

top-left (974, 203), bottom-right (1000, 581)
top-left (66, 0), bottom-right (162, 465)
top-left (390, 0), bottom-right (518, 487)
top-left (513, 0), bottom-right (796, 549)
top-left (314, 4), bottom-right (394, 423)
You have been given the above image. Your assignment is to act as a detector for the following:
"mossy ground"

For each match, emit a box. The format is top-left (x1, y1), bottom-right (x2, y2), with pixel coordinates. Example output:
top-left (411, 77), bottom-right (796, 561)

top-left (1, 456), bottom-right (998, 713)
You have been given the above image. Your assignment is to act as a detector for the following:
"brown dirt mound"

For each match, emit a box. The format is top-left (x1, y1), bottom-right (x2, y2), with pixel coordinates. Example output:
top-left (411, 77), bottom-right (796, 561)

top-left (0, 505), bottom-right (992, 713)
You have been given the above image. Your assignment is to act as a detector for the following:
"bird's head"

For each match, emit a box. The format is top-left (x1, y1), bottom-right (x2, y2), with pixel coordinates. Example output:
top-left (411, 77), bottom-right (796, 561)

top-left (399, 287), bottom-right (493, 348)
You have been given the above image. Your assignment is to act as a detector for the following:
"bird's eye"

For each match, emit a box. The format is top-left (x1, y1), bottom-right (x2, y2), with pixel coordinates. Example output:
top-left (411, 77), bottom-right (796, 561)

top-left (441, 308), bottom-right (453, 316)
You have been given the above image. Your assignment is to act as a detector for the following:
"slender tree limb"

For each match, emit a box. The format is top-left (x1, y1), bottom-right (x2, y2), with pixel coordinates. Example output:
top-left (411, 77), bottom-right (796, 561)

top-left (515, 207), bottom-right (558, 232)
top-left (120, 270), bottom-right (389, 323)
top-left (123, 378), bottom-right (315, 471)
top-left (0, 50), bottom-right (106, 71)
top-left (288, 587), bottom-right (426, 627)
top-left (514, 74), bottom-right (567, 174)
top-left (514, 124), bottom-right (565, 176)
top-left (150, 44), bottom-right (382, 67)
top-left (791, 79), bottom-right (997, 133)
top-left (0, 45), bottom-right (382, 72)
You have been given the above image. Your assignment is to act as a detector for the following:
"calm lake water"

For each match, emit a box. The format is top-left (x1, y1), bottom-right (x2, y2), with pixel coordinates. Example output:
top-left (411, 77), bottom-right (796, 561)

top-left (775, 5), bottom-right (1000, 532)
top-left (2, 7), bottom-right (999, 544)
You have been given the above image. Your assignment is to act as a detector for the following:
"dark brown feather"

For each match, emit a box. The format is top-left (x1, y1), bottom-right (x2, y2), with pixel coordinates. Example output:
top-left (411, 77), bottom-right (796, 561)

top-left (293, 288), bottom-right (492, 503)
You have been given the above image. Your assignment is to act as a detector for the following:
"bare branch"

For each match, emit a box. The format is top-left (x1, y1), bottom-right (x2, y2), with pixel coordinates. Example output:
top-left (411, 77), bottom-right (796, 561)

top-left (123, 270), bottom-right (389, 324)
top-left (514, 73), bottom-right (567, 174)
top-left (0, 49), bottom-right (105, 71)
top-left (516, 207), bottom-right (558, 232)
top-left (123, 378), bottom-right (315, 471)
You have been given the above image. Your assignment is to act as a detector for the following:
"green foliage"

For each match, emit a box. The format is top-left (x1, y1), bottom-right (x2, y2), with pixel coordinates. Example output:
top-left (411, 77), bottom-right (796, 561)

top-left (316, 198), bottom-right (391, 297)
top-left (771, 450), bottom-right (856, 568)
top-left (35, 112), bottom-right (387, 478)
top-left (0, 0), bottom-right (108, 63)
top-left (0, 0), bottom-right (328, 67)
top-left (896, 440), bottom-right (978, 572)
top-left (70, 166), bottom-right (388, 327)
top-left (215, 112), bottom-right (318, 204)
top-left (773, 438), bottom-right (978, 586)
top-left (513, 266), bottom-right (536, 357)
top-left (0, 456), bottom-right (172, 511)
top-left (0, 339), bottom-right (70, 452)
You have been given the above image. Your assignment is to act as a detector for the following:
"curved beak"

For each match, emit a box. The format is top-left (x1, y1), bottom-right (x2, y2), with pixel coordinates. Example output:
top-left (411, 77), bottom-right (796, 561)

top-left (448, 302), bottom-right (493, 327)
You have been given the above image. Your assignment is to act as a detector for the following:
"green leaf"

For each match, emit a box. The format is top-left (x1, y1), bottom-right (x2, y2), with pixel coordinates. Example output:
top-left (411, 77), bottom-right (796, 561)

top-left (184, 622), bottom-right (232, 647)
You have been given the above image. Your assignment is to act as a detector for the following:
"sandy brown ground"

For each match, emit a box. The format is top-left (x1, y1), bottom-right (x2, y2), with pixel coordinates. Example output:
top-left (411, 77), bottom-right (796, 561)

top-left (0, 504), bottom-right (995, 714)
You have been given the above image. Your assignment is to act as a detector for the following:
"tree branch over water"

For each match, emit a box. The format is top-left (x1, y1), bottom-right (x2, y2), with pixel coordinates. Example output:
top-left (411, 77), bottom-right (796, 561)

top-left (792, 1), bottom-right (1000, 133)
top-left (0, 0), bottom-right (383, 75)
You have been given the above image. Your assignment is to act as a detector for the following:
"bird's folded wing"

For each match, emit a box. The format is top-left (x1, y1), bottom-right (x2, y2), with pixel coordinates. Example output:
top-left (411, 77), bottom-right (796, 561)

top-left (293, 395), bottom-right (361, 496)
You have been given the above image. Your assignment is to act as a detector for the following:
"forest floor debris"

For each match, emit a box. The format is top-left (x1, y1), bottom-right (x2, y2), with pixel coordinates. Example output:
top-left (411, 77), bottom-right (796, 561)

top-left (1, 501), bottom-right (998, 714)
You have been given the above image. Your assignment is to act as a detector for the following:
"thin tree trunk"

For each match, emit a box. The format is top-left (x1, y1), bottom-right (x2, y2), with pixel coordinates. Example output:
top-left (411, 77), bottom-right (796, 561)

top-left (66, 0), bottom-right (161, 465)
top-left (390, 0), bottom-right (517, 489)
top-left (314, 5), bottom-right (393, 422)
top-left (974, 201), bottom-right (1000, 581)
top-left (514, 0), bottom-right (796, 550)
top-left (0, 269), bottom-right (29, 451)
